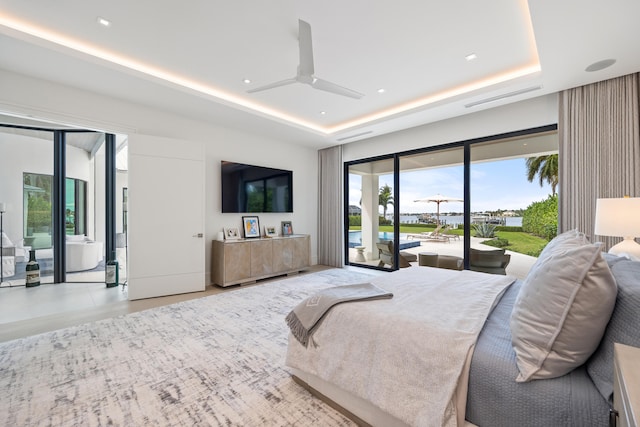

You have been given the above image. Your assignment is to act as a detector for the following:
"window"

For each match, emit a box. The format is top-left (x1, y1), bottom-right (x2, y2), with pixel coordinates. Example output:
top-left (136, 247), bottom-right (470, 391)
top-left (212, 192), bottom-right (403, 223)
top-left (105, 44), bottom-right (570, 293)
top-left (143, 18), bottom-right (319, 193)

top-left (24, 173), bottom-right (87, 246)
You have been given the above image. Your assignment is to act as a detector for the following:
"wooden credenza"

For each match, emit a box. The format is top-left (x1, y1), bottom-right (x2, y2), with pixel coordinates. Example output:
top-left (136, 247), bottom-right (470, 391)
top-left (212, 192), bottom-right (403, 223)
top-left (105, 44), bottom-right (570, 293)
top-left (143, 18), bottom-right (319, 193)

top-left (211, 234), bottom-right (310, 287)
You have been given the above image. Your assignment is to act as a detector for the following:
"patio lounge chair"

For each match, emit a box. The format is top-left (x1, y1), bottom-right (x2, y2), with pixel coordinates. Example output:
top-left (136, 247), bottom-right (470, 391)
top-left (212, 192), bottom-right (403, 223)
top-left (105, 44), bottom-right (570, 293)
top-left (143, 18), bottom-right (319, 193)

top-left (406, 224), bottom-right (451, 241)
top-left (441, 225), bottom-right (460, 240)
top-left (469, 247), bottom-right (511, 275)
top-left (376, 240), bottom-right (417, 268)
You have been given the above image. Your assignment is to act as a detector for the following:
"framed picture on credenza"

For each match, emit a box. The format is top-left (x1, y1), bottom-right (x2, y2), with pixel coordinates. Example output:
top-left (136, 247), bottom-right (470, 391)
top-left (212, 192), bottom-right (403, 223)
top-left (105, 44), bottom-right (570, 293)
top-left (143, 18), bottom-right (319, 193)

top-left (243, 216), bottom-right (261, 238)
top-left (281, 221), bottom-right (293, 236)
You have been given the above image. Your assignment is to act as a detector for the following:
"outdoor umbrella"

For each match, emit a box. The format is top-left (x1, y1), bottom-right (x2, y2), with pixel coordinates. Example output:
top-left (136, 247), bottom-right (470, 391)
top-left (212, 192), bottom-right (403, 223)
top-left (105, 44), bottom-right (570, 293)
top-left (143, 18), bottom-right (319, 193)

top-left (414, 194), bottom-right (463, 225)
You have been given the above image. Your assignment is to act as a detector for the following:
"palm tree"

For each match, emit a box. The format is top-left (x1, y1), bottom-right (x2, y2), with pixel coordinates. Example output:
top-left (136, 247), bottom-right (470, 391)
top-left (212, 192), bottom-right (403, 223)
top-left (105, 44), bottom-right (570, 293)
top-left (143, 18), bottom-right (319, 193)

top-left (526, 154), bottom-right (559, 195)
top-left (379, 184), bottom-right (394, 219)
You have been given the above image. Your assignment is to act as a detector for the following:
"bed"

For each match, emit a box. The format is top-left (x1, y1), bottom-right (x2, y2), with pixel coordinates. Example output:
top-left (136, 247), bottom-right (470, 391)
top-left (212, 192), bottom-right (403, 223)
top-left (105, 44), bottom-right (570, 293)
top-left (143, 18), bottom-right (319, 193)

top-left (286, 230), bottom-right (640, 427)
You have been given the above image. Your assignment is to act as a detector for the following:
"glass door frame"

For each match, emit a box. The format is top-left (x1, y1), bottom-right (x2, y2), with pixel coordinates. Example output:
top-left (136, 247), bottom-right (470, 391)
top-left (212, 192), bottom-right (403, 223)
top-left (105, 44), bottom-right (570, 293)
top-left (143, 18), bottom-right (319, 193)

top-left (344, 124), bottom-right (558, 271)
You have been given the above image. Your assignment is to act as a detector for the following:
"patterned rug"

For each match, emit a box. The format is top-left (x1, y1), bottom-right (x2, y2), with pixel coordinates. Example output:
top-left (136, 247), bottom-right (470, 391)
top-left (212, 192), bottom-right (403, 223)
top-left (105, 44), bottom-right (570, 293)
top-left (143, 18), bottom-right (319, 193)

top-left (0, 268), bottom-right (379, 426)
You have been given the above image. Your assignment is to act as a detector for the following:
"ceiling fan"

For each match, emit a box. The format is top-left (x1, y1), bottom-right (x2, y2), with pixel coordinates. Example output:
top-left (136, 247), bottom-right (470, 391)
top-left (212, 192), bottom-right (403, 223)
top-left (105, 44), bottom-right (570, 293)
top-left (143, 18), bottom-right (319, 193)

top-left (247, 19), bottom-right (364, 100)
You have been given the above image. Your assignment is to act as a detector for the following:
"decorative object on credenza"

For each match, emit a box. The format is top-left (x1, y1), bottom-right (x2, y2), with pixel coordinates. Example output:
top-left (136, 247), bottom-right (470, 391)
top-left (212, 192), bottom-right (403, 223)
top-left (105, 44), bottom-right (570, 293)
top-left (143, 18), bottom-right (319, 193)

top-left (106, 251), bottom-right (119, 288)
top-left (242, 216), bottom-right (261, 238)
top-left (224, 227), bottom-right (240, 240)
top-left (217, 231), bottom-right (225, 241)
top-left (281, 221), bottom-right (293, 236)
top-left (594, 196), bottom-right (640, 259)
top-left (25, 249), bottom-right (41, 287)
top-left (265, 226), bottom-right (278, 237)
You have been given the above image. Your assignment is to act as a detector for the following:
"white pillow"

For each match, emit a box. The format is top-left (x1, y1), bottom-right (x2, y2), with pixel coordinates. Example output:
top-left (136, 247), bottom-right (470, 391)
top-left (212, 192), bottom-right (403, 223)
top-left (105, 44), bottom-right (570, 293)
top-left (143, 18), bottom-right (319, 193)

top-left (510, 234), bottom-right (617, 382)
top-left (66, 234), bottom-right (86, 242)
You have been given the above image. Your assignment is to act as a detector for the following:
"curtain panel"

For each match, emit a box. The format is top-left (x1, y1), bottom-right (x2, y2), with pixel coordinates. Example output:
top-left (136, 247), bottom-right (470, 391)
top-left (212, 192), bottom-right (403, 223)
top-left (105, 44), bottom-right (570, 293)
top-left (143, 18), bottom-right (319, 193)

top-left (317, 145), bottom-right (344, 267)
top-left (558, 72), bottom-right (640, 249)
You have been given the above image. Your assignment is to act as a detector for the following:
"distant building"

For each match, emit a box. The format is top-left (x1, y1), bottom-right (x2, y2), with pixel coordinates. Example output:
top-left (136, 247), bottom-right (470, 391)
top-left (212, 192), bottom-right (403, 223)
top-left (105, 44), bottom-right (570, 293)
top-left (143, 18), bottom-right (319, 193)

top-left (348, 205), bottom-right (361, 215)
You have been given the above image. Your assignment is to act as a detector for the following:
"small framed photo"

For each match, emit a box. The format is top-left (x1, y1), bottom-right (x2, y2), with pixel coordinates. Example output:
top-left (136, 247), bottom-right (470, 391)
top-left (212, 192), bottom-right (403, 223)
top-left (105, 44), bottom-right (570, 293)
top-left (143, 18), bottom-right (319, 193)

top-left (224, 227), bottom-right (240, 240)
top-left (281, 220), bottom-right (293, 236)
top-left (242, 216), bottom-right (261, 238)
top-left (265, 225), bottom-right (278, 237)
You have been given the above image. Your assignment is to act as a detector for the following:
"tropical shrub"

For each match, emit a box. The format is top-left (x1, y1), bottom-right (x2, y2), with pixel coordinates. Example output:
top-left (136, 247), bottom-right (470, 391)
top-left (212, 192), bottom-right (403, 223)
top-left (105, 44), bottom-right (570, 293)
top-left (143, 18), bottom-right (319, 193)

top-left (379, 216), bottom-right (392, 226)
top-left (349, 215), bottom-right (361, 226)
top-left (522, 194), bottom-right (558, 240)
top-left (473, 223), bottom-right (497, 238)
top-left (483, 237), bottom-right (509, 248)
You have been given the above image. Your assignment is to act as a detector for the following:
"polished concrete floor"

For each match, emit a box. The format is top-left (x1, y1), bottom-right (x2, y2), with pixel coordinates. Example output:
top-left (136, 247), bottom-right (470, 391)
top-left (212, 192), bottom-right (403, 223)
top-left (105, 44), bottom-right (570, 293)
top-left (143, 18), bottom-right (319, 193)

top-left (0, 266), bottom-right (334, 343)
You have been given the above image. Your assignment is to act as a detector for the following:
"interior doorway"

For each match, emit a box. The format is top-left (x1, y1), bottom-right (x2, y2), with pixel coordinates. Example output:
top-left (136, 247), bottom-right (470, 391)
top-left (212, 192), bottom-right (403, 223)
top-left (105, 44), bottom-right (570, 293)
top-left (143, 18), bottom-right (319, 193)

top-left (0, 116), bottom-right (127, 287)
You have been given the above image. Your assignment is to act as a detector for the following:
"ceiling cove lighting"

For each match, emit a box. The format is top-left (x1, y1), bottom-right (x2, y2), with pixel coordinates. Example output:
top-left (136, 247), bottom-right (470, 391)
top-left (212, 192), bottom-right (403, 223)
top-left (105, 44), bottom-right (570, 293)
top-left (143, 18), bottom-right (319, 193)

top-left (0, 9), bottom-right (540, 137)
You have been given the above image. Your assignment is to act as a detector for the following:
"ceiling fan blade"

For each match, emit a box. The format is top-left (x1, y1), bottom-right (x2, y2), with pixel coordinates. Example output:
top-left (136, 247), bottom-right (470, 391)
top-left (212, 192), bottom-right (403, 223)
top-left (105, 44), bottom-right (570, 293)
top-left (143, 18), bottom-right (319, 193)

top-left (246, 78), bottom-right (297, 94)
top-left (311, 77), bottom-right (365, 99)
top-left (298, 19), bottom-right (314, 77)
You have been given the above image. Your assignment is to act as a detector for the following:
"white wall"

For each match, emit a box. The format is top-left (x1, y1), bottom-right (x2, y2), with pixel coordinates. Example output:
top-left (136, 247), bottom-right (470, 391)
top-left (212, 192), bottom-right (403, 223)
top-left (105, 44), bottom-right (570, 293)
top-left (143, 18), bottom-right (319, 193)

top-left (0, 70), bottom-right (319, 281)
top-left (343, 94), bottom-right (559, 162)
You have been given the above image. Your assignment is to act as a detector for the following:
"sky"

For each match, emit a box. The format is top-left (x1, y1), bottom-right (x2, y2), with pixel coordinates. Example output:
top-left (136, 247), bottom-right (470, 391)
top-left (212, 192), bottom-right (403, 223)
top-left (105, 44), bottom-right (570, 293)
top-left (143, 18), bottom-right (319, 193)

top-left (349, 157), bottom-right (554, 215)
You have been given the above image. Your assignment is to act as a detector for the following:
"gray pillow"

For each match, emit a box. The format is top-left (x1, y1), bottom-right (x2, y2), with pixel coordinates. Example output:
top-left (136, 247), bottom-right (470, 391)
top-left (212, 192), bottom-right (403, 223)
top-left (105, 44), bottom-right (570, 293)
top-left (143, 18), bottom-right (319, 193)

top-left (510, 233), bottom-right (617, 382)
top-left (587, 258), bottom-right (640, 401)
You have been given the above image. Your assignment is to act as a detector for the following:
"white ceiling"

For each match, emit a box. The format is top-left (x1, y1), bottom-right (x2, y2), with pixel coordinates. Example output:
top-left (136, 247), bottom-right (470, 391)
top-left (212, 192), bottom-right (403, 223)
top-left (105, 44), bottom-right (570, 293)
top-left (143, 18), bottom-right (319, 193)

top-left (1, 0), bottom-right (639, 148)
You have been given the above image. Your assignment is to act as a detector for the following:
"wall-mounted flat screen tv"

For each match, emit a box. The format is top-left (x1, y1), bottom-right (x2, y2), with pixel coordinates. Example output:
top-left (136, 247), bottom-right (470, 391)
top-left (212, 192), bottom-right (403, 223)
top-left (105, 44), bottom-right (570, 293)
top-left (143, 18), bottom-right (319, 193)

top-left (221, 161), bottom-right (293, 213)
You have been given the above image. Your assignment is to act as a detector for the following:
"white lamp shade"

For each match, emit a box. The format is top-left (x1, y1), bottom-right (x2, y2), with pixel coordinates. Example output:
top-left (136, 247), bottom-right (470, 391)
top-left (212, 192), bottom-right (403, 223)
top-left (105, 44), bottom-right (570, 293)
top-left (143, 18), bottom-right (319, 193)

top-left (594, 197), bottom-right (640, 238)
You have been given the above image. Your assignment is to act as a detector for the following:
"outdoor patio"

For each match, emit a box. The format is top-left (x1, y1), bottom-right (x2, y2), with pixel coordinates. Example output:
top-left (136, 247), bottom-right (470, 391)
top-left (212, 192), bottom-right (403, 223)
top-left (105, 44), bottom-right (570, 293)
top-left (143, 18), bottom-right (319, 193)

top-left (348, 236), bottom-right (537, 279)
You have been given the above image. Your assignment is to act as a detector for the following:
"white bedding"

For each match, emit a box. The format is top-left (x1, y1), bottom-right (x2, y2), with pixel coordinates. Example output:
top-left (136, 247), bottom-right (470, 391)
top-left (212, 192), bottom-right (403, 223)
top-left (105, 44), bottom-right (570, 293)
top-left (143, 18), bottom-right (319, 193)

top-left (286, 267), bottom-right (515, 427)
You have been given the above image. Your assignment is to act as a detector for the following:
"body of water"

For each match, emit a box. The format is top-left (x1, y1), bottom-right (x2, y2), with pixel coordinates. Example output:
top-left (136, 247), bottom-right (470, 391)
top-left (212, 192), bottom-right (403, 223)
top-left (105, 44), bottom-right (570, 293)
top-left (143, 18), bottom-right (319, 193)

top-left (397, 215), bottom-right (523, 227)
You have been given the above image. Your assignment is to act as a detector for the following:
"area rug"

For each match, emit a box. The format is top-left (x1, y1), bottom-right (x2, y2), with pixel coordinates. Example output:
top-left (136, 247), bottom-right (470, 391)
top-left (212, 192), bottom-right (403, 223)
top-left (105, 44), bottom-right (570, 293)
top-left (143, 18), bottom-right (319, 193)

top-left (0, 268), bottom-right (379, 426)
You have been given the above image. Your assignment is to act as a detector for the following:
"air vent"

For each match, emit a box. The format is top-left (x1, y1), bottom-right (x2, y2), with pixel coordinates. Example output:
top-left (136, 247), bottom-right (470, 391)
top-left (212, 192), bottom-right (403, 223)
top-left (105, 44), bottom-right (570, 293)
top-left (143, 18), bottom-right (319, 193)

top-left (465, 86), bottom-right (542, 108)
top-left (337, 131), bottom-right (373, 142)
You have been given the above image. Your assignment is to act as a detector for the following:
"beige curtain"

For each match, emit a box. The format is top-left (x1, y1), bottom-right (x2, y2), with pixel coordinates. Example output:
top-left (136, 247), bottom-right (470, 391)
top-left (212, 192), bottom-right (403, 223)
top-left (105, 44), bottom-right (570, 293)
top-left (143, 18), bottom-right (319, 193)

top-left (317, 145), bottom-right (344, 267)
top-left (558, 73), bottom-right (640, 248)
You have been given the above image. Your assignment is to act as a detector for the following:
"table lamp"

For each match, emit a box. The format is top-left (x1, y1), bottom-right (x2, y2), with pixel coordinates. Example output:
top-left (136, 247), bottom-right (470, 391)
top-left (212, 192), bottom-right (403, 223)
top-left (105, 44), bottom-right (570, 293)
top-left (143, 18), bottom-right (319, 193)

top-left (594, 196), bottom-right (640, 259)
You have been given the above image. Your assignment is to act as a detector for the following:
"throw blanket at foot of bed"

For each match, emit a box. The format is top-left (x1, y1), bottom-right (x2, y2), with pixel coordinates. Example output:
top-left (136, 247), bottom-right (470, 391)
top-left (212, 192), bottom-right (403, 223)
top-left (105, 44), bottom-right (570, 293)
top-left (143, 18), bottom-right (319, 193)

top-left (286, 282), bottom-right (394, 347)
top-left (286, 267), bottom-right (515, 427)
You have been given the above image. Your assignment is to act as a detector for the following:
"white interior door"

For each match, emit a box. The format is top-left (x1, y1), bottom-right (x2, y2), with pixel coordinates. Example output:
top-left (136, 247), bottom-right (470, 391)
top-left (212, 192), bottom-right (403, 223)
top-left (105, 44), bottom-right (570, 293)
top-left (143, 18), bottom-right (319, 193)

top-left (127, 134), bottom-right (205, 300)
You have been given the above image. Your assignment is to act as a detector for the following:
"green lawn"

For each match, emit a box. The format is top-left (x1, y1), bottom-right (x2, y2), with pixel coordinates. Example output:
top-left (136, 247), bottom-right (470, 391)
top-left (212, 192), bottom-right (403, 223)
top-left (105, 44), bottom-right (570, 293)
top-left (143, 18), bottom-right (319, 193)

top-left (350, 225), bottom-right (548, 257)
top-left (492, 231), bottom-right (548, 257)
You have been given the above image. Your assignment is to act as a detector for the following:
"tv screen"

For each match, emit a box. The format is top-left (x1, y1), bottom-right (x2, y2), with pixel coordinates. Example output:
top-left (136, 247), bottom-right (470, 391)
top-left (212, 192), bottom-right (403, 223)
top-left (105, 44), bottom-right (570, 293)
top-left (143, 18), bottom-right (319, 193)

top-left (221, 161), bottom-right (293, 213)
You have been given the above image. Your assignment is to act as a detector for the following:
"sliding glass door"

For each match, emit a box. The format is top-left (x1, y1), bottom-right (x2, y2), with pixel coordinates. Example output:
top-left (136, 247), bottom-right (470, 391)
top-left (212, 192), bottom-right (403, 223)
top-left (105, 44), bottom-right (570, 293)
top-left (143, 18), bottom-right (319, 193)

top-left (398, 146), bottom-right (465, 261)
top-left (345, 125), bottom-right (558, 277)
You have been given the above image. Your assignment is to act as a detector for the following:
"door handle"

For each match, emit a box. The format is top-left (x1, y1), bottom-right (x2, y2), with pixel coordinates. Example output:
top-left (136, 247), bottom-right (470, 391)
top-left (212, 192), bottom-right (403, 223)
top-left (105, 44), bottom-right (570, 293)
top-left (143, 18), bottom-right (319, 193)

top-left (193, 233), bottom-right (203, 238)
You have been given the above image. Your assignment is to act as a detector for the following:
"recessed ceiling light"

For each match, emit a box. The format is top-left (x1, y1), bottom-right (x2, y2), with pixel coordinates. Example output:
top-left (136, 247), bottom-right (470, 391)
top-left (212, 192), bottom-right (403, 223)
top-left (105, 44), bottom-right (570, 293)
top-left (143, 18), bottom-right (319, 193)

top-left (97, 17), bottom-right (111, 27)
top-left (377, 88), bottom-right (386, 94)
top-left (320, 111), bottom-right (327, 115)
top-left (243, 78), bottom-right (251, 84)
top-left (585, 59), bottom-right (616, 72)
top-left (465, 53), bottom-right (478, 61)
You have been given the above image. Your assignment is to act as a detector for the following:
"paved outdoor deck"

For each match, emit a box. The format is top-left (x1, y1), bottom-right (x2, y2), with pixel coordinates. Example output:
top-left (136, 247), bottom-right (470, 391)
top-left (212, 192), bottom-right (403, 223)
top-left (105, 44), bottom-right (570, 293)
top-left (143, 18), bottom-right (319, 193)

top-left (349, 236), bottom-right (537, 280)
